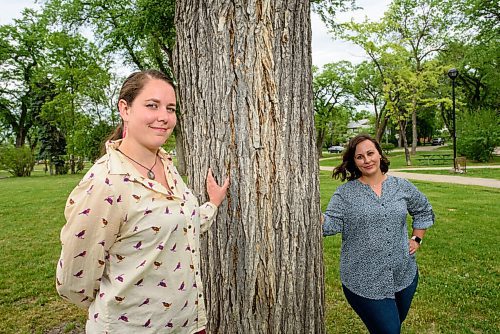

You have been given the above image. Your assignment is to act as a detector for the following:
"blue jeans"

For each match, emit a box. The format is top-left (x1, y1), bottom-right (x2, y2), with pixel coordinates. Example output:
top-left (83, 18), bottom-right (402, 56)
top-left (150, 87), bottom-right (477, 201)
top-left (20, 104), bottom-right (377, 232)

top-left (342, 272), bottom-right (419, 334)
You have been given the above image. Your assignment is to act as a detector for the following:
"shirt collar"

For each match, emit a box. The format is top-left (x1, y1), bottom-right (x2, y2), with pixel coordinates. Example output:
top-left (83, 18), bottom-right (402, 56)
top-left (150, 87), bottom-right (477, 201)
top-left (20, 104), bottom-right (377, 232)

top-left (105, 139), bottom-right (174, 177)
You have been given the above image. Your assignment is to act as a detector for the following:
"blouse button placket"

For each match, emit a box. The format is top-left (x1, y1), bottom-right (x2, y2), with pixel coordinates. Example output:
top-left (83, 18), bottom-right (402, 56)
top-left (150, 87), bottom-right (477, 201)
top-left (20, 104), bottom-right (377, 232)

top-left (183, 203), bottom-right (204, 302)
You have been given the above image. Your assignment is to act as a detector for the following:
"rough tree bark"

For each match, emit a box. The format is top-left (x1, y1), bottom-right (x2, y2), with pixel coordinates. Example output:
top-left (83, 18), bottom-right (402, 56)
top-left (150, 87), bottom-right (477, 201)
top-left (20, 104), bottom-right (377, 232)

top-left (174, 1), bottom-right (324, 333)
top-left (173, 124), bottom-right (187, 175)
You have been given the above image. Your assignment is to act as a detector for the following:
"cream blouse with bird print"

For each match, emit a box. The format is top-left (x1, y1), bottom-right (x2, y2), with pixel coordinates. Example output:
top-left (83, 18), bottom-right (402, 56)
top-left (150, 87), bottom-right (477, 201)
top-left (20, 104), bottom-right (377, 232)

top-left (56, 140), bottom-right (217, 333)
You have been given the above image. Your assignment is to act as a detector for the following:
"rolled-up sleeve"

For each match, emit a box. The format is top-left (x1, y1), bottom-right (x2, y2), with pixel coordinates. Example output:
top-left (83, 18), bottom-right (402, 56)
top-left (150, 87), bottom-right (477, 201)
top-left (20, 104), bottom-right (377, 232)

top-left (323, 192), bottom-right (345, 236)
top-left (56, 174), bottom-right (123, 308)
top-left (199, 202), bottom-right (218, 233)
top-left (404, 180), bottom-right (435, 229)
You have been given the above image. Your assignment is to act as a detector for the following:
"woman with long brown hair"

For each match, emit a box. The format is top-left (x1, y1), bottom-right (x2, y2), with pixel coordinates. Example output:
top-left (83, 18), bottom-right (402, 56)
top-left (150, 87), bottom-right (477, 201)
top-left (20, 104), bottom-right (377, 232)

top-left (56, 70), bottom-right (229, 333)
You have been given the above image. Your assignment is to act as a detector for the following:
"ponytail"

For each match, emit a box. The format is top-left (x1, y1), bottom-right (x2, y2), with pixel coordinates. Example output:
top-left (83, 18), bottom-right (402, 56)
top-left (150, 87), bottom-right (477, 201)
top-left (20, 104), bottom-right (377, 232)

top-left (100, 122), bottom-right (124, 156)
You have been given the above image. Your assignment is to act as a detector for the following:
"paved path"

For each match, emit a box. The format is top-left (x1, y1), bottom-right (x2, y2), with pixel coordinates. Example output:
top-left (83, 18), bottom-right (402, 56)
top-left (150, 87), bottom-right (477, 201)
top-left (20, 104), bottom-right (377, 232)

top-left (392, 165), bottom-right (500, 171)
top-left (387, 171), bottom-right (500, 188)
top-left (319, 165), bottom-right (500, 189)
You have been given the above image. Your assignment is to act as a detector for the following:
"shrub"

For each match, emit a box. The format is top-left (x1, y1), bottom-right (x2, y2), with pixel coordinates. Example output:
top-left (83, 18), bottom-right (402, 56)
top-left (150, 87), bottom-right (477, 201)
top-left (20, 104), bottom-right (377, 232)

top-left (70, 120), bottom-right (114, 163)
top-left (457, 109), bottom-right (500, 162)
top-left (0, 145), bottom-right (35, 177)
top-left (381, 143), bottom-right (395, 155)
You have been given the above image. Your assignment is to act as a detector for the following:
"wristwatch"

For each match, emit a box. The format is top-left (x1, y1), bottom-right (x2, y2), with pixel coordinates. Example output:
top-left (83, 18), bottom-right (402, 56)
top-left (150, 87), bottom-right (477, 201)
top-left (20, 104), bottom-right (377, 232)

top-left (411, 236), bottom-right (422, 245)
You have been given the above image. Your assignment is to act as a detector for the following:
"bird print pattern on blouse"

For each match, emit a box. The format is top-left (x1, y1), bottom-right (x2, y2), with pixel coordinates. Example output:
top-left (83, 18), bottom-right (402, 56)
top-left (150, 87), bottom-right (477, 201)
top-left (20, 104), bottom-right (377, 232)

top-left (56, 140), bottom-right (217, 333)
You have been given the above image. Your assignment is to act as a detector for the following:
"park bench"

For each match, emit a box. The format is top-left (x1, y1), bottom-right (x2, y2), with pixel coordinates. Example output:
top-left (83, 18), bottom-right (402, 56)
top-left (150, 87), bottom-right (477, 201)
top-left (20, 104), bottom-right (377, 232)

top-left (416, 154), bottom-right (453, 165)
top-left (416, 154), bottom-right (467, 173)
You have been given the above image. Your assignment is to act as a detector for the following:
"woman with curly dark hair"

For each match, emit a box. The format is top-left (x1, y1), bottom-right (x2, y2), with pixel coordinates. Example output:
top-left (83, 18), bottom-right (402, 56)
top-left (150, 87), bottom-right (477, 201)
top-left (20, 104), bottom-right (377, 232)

top-left (323, 134), bottom-right (434, 334)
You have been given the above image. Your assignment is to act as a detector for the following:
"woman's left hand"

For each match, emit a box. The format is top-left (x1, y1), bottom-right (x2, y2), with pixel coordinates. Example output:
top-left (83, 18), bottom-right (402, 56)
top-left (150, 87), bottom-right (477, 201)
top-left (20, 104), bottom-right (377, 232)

top-left (409, 240), bottom-right (420, 255)
top-left (206, 168), bottom-right (230, 207)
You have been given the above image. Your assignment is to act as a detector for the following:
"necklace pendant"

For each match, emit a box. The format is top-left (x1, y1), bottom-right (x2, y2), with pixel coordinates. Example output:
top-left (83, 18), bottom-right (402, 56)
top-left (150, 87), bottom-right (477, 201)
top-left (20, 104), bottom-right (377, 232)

top-left (147, 170), bottom-right (155, 180)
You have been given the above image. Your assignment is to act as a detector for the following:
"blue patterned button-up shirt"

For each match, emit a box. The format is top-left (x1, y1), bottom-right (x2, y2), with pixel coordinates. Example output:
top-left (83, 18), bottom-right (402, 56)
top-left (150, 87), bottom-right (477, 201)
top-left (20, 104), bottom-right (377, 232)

top-left (323, 175), bottom-right (434, 299)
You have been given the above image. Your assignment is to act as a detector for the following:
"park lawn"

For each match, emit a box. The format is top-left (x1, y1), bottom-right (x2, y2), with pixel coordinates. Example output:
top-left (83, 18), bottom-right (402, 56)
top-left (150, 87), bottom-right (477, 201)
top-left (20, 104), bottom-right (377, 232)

top-left (399, 168), bottom-right (500, 180)
top-left (319, 151), bottom-right (441, 168)
top-left (0, 172), bottom-right (499, 333)
top-left (319, 150), bottom-right (500, 170)
top-left (0, 174), bottom-right (87, 333)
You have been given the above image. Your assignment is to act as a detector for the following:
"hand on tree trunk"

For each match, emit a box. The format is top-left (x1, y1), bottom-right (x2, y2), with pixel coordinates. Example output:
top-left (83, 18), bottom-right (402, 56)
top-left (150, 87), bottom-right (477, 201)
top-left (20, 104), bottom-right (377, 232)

top-left (206, 167), bottom-right (230, 207)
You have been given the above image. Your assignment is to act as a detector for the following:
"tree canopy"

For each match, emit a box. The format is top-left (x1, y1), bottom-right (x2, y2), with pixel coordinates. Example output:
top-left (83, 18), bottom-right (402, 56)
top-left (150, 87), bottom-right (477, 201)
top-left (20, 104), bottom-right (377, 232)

top-left (317, 0), bottom-right (499, 163)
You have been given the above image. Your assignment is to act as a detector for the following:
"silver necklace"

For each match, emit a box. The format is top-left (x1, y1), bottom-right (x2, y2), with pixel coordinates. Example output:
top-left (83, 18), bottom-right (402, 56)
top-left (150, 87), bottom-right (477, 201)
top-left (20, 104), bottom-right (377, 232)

top-left (117, 148), bottom-right (158, 180)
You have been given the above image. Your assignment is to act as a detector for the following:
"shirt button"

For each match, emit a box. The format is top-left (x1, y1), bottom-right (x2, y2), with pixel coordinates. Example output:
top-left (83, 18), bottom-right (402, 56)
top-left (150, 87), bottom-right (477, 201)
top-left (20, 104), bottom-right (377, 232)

top-left (386, 228), bottom-right (389, 231)
top-left (192, 249), bottom-right (195, 253)
top-left (196, 271), bottom-right (199, 275)
top-left (188, 225), bottom-right (192, 229)
top-left (181, 203), bottom-right (185, 206)
top-left (199, 293), bottom-right (202, 297)
top-left (170, 186), bottom-right (174, 189)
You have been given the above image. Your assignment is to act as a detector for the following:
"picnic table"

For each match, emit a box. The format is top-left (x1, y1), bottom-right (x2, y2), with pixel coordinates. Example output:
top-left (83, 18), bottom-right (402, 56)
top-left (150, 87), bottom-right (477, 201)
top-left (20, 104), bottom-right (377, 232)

top-left (416, 153), bottom-right (453, 165)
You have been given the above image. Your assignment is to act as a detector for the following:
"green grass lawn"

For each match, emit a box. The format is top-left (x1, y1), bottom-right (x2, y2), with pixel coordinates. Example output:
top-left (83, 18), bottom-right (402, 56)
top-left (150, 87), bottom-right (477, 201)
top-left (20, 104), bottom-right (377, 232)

top-left (0, 174), bottom-right (87, 333)
top-left (0, 172), bottom-right (499, 333)
top-left (320, 150), bottom-right (500, 170)
top-left (399, 168), bottom-right (500, 180)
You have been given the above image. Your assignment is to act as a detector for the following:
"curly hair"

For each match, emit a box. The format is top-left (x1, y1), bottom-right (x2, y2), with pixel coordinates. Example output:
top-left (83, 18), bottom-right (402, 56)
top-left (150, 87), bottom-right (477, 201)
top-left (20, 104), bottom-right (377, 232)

top-left (332, 134), bottom-right (390, 181)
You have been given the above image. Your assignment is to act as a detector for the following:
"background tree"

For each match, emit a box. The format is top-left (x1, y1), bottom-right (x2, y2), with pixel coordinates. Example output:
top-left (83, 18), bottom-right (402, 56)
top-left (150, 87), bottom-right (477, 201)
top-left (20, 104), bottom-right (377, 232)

top-left (457, 109), bottom-right (500, 162)
top-left (440, 0), bottom-right (500, 112)
top-left (319, 0), bottom-right (471, 152)
top-left (383, 50), bottom-right (415, 165)
top-left (312, 0), bottom-right (359, 33)
top-left (39, 30), bottom-right (110, 173)
top-left (71, 118), bottom-right (114, 163)
top-left (352, 61), bottom-right (387, 142)
top-left (175, 1), bottom-right (324, 332)
top-left (0, 145), bottom-right (35, 176)
top-left (41, 0), bottom-right (190, 173)
top-left (43, 0), bottom-right (176, 75)
top-left (37, 120), bottom-right (68, 175)
top-left (384, 0), bottom-right (453, 154)
top-left (0, 8), bottom-right (111, 176)
top-left (0, 9), bottom-right (49, 148)
top-left (339, 20), bottom-right (395, 142)
top-left (415, 106), bottom-right (440, 144)
top-left (313, 62), bottom-right (354, 156)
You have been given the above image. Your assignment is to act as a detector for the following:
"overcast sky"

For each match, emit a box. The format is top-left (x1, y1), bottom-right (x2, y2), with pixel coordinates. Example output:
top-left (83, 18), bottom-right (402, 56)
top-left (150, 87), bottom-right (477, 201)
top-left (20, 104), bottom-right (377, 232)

top-left (0, 0), bottom-right (390, 69)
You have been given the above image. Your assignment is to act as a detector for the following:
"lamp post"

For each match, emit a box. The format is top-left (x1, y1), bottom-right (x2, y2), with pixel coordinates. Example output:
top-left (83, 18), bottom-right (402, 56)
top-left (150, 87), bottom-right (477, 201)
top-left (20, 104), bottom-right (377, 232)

top-left (448, 68), bottom-right (458, 171)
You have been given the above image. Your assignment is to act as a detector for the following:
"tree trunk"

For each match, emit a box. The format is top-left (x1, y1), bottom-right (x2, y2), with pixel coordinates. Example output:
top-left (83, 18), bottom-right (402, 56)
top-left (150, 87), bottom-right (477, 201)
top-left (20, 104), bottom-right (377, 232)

top-left (411, 106), bottom-right (417, 155)
top-left (15, 130), bottom-right (25, 148)
top-left (375, 114), bottom-right (388, 143)
top-left (174, 1), bottom-right (324, 333)
top-left (16, 101), bottom-right (28, 148)
top-left (173, 123), bottom-right (187, 176)
top-left (439, 102), bottom-right (451, 135)
top-left (316, 127), bottom-right (326, 158)
top-left (399, 120), bottom-right (412, 166)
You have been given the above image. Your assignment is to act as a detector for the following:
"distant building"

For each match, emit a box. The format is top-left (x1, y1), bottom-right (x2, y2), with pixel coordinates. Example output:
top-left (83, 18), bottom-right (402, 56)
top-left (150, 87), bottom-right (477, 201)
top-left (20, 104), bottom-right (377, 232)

top-left (347, 119), bottom-right (370, 135)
